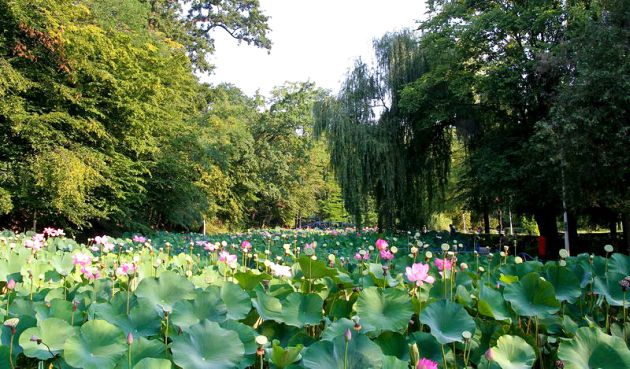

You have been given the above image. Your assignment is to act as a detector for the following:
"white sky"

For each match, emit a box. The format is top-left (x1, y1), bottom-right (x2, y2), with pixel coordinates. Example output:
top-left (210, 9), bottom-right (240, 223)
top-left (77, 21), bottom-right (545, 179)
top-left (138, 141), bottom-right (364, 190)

top-left (202, 0), bottom-right (427, 97)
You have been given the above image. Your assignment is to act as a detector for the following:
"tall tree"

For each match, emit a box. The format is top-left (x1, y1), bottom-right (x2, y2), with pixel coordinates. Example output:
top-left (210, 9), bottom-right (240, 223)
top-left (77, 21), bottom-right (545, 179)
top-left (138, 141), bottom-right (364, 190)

top-left (315, 31), bottom-right (451, 231)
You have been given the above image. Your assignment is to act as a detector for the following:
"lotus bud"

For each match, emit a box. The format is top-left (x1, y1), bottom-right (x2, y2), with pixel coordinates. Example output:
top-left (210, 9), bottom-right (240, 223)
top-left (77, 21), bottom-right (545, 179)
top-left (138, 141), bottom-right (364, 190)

top-left (485, 348), bottom-right (494, 361)
top-left (30, 335), bottom-right (42, 344)
top-left (127, 332), bottom-right (134, 345)
top-left (7, 279), bottom-right (15, 290)
top-left (409, 343), bottom-right (420, 366)
top-left (344, 328), bottom-right (352, 342)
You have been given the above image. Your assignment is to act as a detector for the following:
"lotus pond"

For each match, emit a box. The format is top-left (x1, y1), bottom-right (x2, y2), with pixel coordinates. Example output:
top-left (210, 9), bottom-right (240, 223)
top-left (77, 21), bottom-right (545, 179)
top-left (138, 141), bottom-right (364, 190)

top-left (0, 228), bottom-right (629, 369)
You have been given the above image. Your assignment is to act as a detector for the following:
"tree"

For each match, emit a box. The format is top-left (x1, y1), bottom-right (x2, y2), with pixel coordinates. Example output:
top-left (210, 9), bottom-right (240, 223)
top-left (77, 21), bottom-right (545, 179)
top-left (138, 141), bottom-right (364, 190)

top-left (315, 31), bottom-right (451, 231)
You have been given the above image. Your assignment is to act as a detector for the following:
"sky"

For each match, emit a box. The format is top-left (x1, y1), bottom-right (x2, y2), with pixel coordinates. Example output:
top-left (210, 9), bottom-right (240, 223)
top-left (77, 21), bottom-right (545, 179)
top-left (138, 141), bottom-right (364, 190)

top-left (202, 0), bottom-right (427, 97)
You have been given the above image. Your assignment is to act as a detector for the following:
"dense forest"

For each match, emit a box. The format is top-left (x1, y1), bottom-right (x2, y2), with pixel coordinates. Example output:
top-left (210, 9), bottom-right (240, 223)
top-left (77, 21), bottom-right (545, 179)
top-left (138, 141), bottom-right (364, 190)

top-left (315, 0), bottom-right (629, 255)
top-left (0, 0), bottom-right (628, 256)
top-left (0, 0), bottom-right (346, 233)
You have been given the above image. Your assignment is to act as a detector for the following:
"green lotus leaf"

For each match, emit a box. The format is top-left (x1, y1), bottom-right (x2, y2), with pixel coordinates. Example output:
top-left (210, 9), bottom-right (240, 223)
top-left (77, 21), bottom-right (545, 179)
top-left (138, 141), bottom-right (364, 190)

top-left (221, 282), bottom-right (251, 320)
top-left (133, 358), bottom-right (172, 369)
top-left (50, 253), bottom-right (75, 276)
top-left (544, 265), bottom-right (581, 303)
top-left (268, 339), bottom-right (303, 369)
top-left (302, 334), bottom-right (383, 369)
top-left (135, 271), bottom-right (195, 314)
top-left (1, 314), bottom-right (37, 358)
top-left (382, 355), bottom-right (409, 369)
top-left (607, 253), bottom-right (630, 276)
top-left (118, 336), bottom-right (165, 369)
top-left (63, 319), bottom-right (127, 369)
top-left (171, 320), bottom-right (244, 369)
top-left (234, 270), bottom-right (272, 290)
top-left (171, 287), bottom-right (227, 328)
top-left (282, 292), bottom-right (324, 328)
top-left (0, 346), bottom-right (9, 369)
top-left (374, 331), bottom-right (407, 359)
top-left (419, 299), bottom-right (476, 345)
top-left (354, 287), bottom-right (413, 333)
top-left (19, 317), bottom-right (74, 360)
top-left (478, 286), bottom-right (512, 321)
top-left (593, 272), bottom-right (628, 307)
top-left (221, 320), bottom-right (258, 355)
top-left (252, 290), bottom-right (285, 322)
top-left (503, 272), bottom-right (560, 317)
top-left (321, 318), bottom-right (365, 341)
top-left (408, 331), bottom-right (446, 364)
top-left (298, 256), bottom-right (338, 279)
top-left (91, 300), bottom-right (161, 338)
top-left (491, 335), bottom-right (536, 369)
top-left (558, 327), bottom-right (630, 369)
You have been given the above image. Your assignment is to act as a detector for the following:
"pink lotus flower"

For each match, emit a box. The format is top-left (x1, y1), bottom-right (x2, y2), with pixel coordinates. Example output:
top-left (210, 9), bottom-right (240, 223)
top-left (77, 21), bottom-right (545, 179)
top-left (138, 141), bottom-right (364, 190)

top-left (376, 239), bottom-right (389, 251)
top-left (417, 358), bottom-right (438, 369)
top-left (219, 251), bottom-right (237, 265)
top-left (434, 258), bottom-right (452, 272)
top-left (24, 239), bottom-right (43, 251)
top-left (72, 253), bottom-right (92, 267)
top-left (43, 228), bottom-right (64, 237)
top-left (380, 249), bottom-right (394, 260)
top-left (241, 240), bottom-right (252, 252)
top-left (94, 236), bottom-right (107, 245)
top-left (485, 348), bottom-right (494, 361)
top-left (80, 266), bottom-right (100, 280)
top-left (363, 253), bottom-right (370, 260)
top-left (204, 242), bottom-right (217, 252)
top-left (354, 253), bottom-right (362, 260)
top-left (116, 263), bottom-right (137, 276)
top-left (103, 243), bottom-right (115, 253)
top-left (405, 263), bottom-right (435, 286)
top-left (132, 235), bottom-right (146, 243)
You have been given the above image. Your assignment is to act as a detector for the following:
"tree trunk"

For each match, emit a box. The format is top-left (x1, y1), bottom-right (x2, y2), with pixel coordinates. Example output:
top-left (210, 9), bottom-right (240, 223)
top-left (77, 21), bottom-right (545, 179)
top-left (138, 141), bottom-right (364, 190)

top-left (483, 205), bottom-right (490, 234)
top-left (622, 212), bottom-right (629, 254)
top-left (534, 209), bottom-right (560, 259)
top-left (567, 211), bottom-right (579, 254)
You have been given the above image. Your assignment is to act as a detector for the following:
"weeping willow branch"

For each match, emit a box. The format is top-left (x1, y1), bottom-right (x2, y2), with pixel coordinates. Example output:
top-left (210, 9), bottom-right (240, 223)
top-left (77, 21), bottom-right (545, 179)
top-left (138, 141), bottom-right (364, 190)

top-left (314, 30), bottom-right (452, 231)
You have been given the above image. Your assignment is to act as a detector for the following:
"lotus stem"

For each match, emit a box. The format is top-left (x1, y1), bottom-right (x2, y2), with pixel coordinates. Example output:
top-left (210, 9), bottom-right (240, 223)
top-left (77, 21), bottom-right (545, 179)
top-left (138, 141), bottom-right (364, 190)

top-left (164, 311), bottom-right (169, 356)
top-left (343, 338), bottom-right (349, 369)
top-left (441, 344), bottom-right (448, 369)
top-left (623, 291), bottom-right (627, 342)
top-left (9, 331), bottom-right (15, 369)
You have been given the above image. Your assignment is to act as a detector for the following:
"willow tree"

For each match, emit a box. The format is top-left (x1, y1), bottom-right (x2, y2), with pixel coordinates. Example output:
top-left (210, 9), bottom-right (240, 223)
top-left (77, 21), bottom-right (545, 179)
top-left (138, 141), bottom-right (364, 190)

top-left (314, 31), bottom-right (452, 231)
